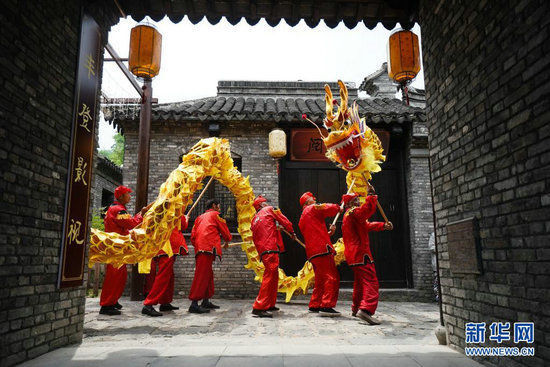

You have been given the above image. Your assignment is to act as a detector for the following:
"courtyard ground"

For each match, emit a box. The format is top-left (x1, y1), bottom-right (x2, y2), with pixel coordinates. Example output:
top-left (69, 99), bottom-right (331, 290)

top-left (19, 297), bottom-right (483, 367)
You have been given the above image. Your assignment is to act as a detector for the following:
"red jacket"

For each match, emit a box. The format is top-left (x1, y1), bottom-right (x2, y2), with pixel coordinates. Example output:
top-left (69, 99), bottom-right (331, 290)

top-left (104, 201), bottom-right (143, 235)
top-left (191, 209), bottom-right (232, 259)
top-left (158, 216), bottom-right (189, 257)
top-left (342, 195), bottom-right (385, 266)
top-left (251, 206), bottom-right (294, 260)
top-left (298, 203), bottom-right (340, 260)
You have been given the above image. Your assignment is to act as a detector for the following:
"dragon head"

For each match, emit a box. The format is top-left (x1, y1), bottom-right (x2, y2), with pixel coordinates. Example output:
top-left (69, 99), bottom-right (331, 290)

top-left (322, 81), bottom-right (386, 174)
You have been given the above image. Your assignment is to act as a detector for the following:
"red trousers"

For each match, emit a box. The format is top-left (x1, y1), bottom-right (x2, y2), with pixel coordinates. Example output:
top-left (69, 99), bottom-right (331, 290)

top-left (144, 256), bottom-right (176, 306)
top-left (144, 258), bottom-right (159, 296)
top-left (309, 254), bottom-right (340, 309)
top-left (188, 253), bottom-right (215, 301)
top-left (253, 253), bottom-right (279, 310)
top-left (351, 263), bottom-right (379, 315)
top-left (100, 264), bottom-right (127, 306)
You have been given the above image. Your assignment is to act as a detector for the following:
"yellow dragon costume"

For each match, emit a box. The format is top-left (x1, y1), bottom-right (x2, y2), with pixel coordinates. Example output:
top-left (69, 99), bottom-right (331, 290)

top-left (88, 81), bottom-right (385, 302)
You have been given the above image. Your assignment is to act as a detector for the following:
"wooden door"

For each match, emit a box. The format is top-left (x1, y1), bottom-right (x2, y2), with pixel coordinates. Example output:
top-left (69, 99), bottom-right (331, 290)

top-left (278, 134), bottom-right (412, 288)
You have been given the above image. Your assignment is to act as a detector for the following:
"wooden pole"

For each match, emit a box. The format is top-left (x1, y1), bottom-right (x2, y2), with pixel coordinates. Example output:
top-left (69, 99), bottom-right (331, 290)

top-left (185, 176), bottom-right (215, 217)
top-left (331, 177), bottom-right (357, 227)
top-left (361, 173), bottom-right (389, 223)
top-left (227, 241), bottom-right (253, 248)
top-left (131, 78), bottom-right (152, 301)
top-left (93, 263), bottom-right (100, 297)
top-left (280, 227), bottom-right (306, 248)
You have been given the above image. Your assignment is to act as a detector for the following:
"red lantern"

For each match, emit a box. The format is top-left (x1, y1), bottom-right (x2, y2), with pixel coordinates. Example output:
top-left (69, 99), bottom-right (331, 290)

top-left (387, 29), bottom-right (421, 104)
top-left (129, 23), bottom-right (162, 79)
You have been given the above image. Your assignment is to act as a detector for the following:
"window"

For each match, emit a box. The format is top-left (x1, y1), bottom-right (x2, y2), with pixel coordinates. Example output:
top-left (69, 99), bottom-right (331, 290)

top-left (101, 189), bottom-right (114, 207)
top-left (188, 152), bottom-right (242, 233)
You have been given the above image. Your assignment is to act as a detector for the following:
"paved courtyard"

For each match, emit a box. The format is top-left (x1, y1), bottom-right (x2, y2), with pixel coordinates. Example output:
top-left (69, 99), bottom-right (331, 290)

top-left (19, 297), bottom-right (484, 367)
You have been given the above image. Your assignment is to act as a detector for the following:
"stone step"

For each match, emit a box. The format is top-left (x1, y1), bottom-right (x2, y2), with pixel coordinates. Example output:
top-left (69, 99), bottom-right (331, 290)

top-left (340, 288), bottom-right (434, 302)
top-left (284, 288), bottom-right (435, 303)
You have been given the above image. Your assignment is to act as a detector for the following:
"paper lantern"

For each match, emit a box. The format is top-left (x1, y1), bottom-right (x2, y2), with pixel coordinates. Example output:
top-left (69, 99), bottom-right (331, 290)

top-left (268, 129), bottom-right (286, 158)
top-left (129, 23), bottom-right (162, 79)
top-left (387, 29), bottom-right (421, 84)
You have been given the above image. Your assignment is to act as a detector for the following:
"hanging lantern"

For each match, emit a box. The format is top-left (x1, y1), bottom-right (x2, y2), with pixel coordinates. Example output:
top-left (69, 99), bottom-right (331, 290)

top-left (269, 129), bottom-right (287, 158)
top-left (129, 23), bottom-right (162, 79)
top-left (387, 29), bottom-right (421, 85)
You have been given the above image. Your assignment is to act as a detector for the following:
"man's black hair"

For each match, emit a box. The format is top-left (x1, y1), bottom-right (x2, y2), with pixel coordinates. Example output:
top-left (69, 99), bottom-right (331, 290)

top-left (205, 199), bottom-right (219, 210)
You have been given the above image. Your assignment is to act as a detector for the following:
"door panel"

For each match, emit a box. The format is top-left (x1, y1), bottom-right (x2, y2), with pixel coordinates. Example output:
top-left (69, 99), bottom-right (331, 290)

top-left (279, 135), bottom-right (411, 288)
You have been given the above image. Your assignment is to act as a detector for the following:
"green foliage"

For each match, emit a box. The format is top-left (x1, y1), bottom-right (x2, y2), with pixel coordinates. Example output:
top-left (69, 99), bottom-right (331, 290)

top-left (99, 133), bottom-right (124, 166)
top-left (91, 209), bottom-right (104, 231)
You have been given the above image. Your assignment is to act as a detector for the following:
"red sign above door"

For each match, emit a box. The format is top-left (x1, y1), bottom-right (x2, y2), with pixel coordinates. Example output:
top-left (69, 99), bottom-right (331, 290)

top-left (290, 128), bottom-right (391, 161)
top-left (290, 128), bottom-right (329, 161)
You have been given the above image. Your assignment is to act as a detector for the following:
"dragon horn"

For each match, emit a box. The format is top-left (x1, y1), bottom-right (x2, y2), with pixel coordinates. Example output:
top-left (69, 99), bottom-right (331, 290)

top-left (338, 80), bottom-right (348, 112)
top-left (324, 84), bottom-right (334, 120)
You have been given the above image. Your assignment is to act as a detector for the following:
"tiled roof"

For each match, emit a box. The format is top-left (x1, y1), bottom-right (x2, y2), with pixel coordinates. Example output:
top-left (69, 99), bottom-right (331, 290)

top-left (104, 96), bottom-right (425, 127)
top-left (117, 0), bottom-right (418, 30)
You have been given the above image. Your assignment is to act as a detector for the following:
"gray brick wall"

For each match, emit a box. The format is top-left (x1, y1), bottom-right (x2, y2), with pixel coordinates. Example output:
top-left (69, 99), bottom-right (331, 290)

top-left (121, 120), bottom-right (277, 298)
top-left (420, 0), bottom-right (549, 365)
top-left (405, 121), bottom-right (435, 302)
top-left (0, 1), bottom-right (119, 365)
top-left (0, 2), bottom-right (84, 366)
top-left (90, 157), bottom-right (122, 211)
top-left (121, 118), bottom-right (433, 300)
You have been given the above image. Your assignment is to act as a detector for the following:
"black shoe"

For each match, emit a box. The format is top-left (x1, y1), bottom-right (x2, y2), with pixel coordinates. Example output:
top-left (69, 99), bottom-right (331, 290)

top-left (99, 306), bottom-right (121, 316)
top-left (189, 304), bottom-right (210, 314)
top-left (201, 301), bottom-right (220, 309)
top-left (159, 303), bottom-right (179, 311)
top-left (357, 309), bottom-right (381, 325)
top-left (308, 307), bottom-right (320, 313)
top-left (114, 302), bottom-right (123, 310)
top-left (268, 306), bottom-right (280, 312)
top-left (142, 305), bottom-right (163, 317)
top-left (252, 309), bottom-right (273, 318)
top-left (319, 308), bottom-right (341, 317)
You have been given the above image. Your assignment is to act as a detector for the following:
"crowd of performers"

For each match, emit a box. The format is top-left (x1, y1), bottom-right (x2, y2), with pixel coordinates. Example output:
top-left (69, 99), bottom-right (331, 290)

top-left (99, 184), bottom-right (392, 325)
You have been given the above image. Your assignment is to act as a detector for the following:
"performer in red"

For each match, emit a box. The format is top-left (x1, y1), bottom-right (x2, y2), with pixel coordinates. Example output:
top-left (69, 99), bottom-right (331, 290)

top-left (342, 189), bottom-right (393, 325)
top-left (298, 192), bottom-right (342, 317)
top-left (100, 185), bottom-right (149, 316)
top-left (251, 195), bottom-right (296, 318)
top-left (188, 199), bottom-right (232, 313)
top-left (142, 215), bottom-right (190, 317)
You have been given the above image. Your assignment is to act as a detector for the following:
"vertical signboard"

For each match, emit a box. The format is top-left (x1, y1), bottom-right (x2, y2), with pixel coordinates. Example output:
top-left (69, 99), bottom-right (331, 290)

top-left (58, 14), bottom-right (101, 288)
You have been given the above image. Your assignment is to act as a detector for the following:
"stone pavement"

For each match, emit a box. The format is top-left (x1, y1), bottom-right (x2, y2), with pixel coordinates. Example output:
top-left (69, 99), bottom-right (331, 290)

top-left (19, 297), bottom-right (484, 367)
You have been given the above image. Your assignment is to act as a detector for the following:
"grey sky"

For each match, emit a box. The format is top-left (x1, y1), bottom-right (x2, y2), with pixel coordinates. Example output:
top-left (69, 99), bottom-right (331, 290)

top-left (99, 17), bottom-right (423, 149)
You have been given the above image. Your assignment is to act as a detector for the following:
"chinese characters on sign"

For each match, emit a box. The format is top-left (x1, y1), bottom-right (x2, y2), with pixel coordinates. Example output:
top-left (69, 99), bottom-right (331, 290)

top-left (74, 156), bottom-right (88, 185)
top-left (466, 322), bottom-right (534, 344)
top-left (58, 14), bottom-right (101, 288)
top-left (290, 129), bottom-right (328, 161)
top-left (306, 138), bottom-right (324, 154)
top-left (78, 103), bottom-right (92, 132)
top-left (67, 219), bottom-right (84, 245)
top-left (85, 53), bottom-right (95, 78)
top-left (290, 128), bottom-right (390, 161)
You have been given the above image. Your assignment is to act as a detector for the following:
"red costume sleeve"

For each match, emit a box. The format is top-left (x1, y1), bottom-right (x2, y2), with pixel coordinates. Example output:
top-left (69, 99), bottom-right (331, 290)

top-left (215, 214), bottom-right (232, 242)
top-left (365, 221), bottom-right (386, 232)
top-left (114, 211), bottom-right (143, 231)
top-left (190, 217), bottom-right (198, 244)
top-left (272, 208), bottom-right (294, 234)
top-left (313, 203), bottom-right (341, 218)
top-left (354, 195), bottom-right (378, 221)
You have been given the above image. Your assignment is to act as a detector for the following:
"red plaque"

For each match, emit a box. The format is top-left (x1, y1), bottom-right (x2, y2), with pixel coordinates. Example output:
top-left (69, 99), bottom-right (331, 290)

top-left (290, 128), bottom-right (391, 161)
top-left (58, 14), bottom-right (102, 288)
top-left (290, 128), bottom-right (329, 161)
